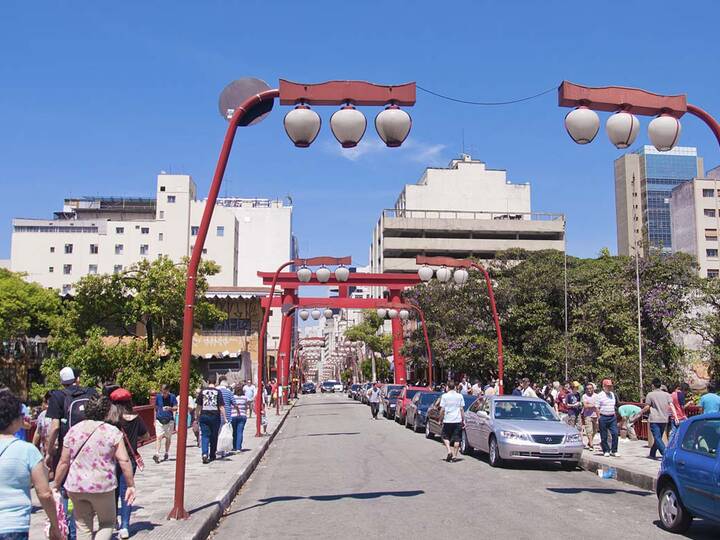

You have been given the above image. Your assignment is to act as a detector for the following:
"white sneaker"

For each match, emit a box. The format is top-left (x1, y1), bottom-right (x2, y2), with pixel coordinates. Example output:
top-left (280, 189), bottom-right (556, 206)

top-left (119, 528), bottom-right (130, 539)
top-left (610, 452), bottom-right (618, 457)
top-left (603, 452), bottom-right (610, 457)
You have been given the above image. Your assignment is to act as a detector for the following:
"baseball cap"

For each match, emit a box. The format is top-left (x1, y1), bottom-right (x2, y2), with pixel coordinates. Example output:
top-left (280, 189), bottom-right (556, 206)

top-left (110, 388), bottom-right (132, 402)
top-left (60, 367), bottom-right (76, 384)
top-left (602, 378), bottom-right (613, 386)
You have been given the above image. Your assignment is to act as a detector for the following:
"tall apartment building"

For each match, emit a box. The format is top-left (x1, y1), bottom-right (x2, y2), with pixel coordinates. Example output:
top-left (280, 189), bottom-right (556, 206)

top-left (370, 154), bottom-right (565, 274)
top-left (10, 173), bottom-right (295, 293)
top-left (671, 174), bottom-right (720, 278)
top-left (615, 146), bottom-right (704, 256)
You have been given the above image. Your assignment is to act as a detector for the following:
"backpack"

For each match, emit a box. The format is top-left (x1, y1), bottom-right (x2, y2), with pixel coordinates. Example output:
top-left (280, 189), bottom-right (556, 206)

top-left (60, 386), bottom-right (95, 437)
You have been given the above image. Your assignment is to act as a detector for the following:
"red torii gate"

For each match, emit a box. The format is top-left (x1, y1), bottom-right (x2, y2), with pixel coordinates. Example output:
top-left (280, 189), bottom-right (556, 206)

top-left (258, 270), bottom-right (421, 391)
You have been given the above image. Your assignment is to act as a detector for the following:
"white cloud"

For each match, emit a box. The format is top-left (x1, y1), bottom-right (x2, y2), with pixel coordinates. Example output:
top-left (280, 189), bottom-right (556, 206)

top-left (324, 137), bottom-right (448, 165)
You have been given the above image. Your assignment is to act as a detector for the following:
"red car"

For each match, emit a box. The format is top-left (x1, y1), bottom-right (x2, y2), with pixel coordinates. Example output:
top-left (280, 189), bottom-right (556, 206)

top-left (394, 386), bottom-right (430, 425)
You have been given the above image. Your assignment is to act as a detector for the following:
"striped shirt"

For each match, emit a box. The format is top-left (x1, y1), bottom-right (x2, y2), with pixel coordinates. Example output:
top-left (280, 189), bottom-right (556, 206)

top-left (596, 391), bottom-right (617, 416)
top-left (232, 395), bottom-right (248, 418)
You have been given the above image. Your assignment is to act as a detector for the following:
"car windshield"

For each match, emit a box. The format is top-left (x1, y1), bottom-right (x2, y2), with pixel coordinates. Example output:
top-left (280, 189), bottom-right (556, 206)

top-left (388, 390), bottom-right (402, 398)
top-left (406, 390), bottom-right (420, 400)
top-left (494, 400), bottom-right (559, 421)
top-left (463, 395), bottom-right (477, 410)
top-left (322, 382), bottom-right (334, 387)
top-left (420, 392), bottom-right (440, 405)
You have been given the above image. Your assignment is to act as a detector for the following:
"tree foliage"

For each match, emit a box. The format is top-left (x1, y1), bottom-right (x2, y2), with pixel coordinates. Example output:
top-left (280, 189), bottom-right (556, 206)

top-left (0, 269), bottom-right (61, 342)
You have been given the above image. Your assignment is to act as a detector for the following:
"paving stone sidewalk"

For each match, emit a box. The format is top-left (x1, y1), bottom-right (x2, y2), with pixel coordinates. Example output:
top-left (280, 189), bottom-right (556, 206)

top-left (580, 435), bottom-right (661, 491)
top-left (30, 403), bottom-right (294, 540)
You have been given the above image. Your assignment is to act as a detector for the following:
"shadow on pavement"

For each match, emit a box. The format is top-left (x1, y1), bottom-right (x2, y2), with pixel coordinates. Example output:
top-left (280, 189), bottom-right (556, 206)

top-left (547, 487), bottom-right (651, 497)
top-left (306, 432), bottom-right (360, 437)
top-left (225, 490), bottom-right (425, 516)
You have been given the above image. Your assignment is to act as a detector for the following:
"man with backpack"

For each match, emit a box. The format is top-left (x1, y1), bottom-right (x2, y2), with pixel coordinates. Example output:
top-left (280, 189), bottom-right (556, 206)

top-left (44, 367), bottom-right (97, 540)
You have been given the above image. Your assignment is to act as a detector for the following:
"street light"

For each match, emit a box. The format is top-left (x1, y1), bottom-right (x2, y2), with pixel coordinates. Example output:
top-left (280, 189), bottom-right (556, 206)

top-left (297, 266), bottom-right (312, 282)
top-left (416, 255), bottom-right (505, 395)
top-left (315, 266), bottom-right (331, 283)
top-left (324, 308), bottom-right (334, 319)
top-left (376, 308), bottom-right (387, 318)
top-left (375, 104), bottom-right (412, 147)
top-left (283, 104), bottom-right (321, 147)
top-left (606, 111), bottom-right (640, 149)
top-left (648, 114), bottom-right (682, 151)
top-left (299, 309), bottom-right (310, 321)
top-left (330, 103), bottom-right (367, 148)
top-left (311, 309), bottom-right (322, 320)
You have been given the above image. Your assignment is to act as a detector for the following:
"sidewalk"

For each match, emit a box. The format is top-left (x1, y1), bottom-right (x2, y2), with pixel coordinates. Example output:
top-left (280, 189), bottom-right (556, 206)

top-left (579, 436), bottom-right (661, 491)
top-left (31, 403), bottom-right (294, 540)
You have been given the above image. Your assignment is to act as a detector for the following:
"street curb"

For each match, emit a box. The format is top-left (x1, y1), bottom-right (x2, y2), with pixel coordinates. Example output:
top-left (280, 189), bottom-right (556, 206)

top-left (579, 454), bottom-right (656, 492)
top-left (192, 402), bottom-right (296, 540)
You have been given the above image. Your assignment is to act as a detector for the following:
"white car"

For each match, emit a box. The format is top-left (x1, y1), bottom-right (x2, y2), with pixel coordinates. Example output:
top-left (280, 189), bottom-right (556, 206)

top-left (330, 380), bottom-right (343, 392)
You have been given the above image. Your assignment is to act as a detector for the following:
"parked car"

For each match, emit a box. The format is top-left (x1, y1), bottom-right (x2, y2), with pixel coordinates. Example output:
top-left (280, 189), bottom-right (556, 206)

top-left (301, 382), bottom-right (316, 394)
top-left (382, 387), bottom-right (404, 419)
top-left (332, 380), bottom-right (344, 393)
top-left (348, 384), bottom-right (362, 399)
top-left (656, 413), bottom-right (720, 533)
top-left (320, 381), bottom-right (336, 393)
top-left (405, 391), bottom-right (441, 432)
top-left (394, 386), bottom-right (429, 424)
top-left (425, 394), bottom-right (478, 439)
top-left (460, 395), bottom-right (584, 468)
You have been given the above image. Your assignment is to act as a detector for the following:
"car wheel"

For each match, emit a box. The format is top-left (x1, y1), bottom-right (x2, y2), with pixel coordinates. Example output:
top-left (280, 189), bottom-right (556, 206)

top-left (460, 431), bottom-right (472, 455)
top-left (561, 460), bottom-right (579, 471)
top-left (488, 436), bottom-right (503, 468)
top-left (425, 421), bottom-right (434, 439)
top-left (658, 483), bottom-right (692, 533)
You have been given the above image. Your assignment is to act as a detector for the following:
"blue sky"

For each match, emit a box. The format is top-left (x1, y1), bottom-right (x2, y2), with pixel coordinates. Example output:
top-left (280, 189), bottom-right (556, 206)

top-left (2, 1), bottom-right (719, 265)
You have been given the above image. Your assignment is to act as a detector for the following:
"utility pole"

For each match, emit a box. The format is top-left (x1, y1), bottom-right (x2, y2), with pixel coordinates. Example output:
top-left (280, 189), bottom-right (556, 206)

top-left (631, 173), bottom-right (644, 398)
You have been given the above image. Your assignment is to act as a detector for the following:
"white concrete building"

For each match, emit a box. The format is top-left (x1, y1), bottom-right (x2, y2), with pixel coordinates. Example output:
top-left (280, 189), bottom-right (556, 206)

top-left (370, 154), bottom-right (565, 275)
top-left (671, 175), bottom-right (720, 278)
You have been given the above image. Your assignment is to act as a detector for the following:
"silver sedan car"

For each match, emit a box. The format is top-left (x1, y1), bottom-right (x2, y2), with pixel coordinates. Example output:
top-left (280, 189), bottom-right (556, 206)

top-left (461, 395), bottom-right (584, 468)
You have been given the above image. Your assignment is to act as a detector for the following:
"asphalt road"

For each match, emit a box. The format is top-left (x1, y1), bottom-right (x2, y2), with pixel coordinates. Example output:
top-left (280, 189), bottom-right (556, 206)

top-left (212, 393), bottom-right (717, 539)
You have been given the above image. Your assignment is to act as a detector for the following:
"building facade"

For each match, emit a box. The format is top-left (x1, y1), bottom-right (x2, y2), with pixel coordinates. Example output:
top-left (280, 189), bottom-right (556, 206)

top-left (370, 154), bottom-right (565, 274)
top-left (670, 177), bottom-right (720, 278)
top-left (615, 146), bottom-right (704, 256)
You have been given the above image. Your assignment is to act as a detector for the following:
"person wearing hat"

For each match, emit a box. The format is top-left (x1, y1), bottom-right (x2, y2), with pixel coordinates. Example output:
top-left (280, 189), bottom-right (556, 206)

top-left (595, 379), bottom-right (619, 457)
top-left (108, 389), bottom-right (148, 539)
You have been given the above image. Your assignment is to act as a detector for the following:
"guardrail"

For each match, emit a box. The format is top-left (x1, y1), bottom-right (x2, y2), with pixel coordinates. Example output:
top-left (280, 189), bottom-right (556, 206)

top-left (382, 208), bottom-right (565, 221)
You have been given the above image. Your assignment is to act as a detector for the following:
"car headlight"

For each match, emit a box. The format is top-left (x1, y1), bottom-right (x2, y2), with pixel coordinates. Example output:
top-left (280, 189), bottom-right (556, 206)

top-left (565, 433), bottom-right (582, 444)
top-left (499, 430), bottom-right (529, 441)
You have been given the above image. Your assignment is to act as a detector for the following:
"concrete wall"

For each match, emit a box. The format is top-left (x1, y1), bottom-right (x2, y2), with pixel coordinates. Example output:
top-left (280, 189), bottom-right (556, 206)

top-left (672, 178), bottom-right (720, 277)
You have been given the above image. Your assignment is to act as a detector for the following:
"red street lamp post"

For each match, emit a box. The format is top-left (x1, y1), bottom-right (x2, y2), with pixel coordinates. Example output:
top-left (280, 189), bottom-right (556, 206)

top-left (169, 78), bottom-right (416, 520)
top-left (415, 255), bottom-right (504, 395)
top-left (376, 302), bottom-right (433, 387)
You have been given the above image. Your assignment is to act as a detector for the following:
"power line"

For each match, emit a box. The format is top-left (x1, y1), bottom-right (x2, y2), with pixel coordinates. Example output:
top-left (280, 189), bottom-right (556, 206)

top-left (416, 84), bottom-right (557, 106)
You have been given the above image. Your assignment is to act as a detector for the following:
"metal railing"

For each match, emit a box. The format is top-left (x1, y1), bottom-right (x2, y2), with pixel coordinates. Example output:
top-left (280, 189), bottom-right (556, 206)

top-left (383, 209), bottom-right (564, 221)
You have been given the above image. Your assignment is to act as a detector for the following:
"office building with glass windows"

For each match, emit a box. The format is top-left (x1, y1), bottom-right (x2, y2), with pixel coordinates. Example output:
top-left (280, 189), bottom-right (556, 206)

top-left (615, 146), bottom-right (704, 256)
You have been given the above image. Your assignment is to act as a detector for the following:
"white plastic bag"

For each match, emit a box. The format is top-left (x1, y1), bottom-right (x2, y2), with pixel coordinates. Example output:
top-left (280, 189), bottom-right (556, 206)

top-left (218, 422), bottom-right (233, 453)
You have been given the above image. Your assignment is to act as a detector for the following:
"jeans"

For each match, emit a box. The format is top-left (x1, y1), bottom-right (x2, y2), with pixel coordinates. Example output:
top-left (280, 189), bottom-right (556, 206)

top-left (199, 413), bottom-right (221, 459)
top-left (370, 402), bottom-right (379, 418)
top-left (0, 533), bottom-right (29, 540)
top-left (598, 414), bottom-right (618, 453)
top-left (231, 416), bottom-right (247, 451)
top-left (64, 493), bottom-right (77, 540)
top-left (650, 422), bottom-right (668, 458)
top-left (117, 462), bottom-right (137, 530)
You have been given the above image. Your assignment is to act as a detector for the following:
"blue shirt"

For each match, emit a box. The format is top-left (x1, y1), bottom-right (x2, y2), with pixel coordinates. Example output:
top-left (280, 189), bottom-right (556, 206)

top-left (155, 393), bottom-right (177, 422)
top-left (13, 404), bottom-right (29, 441)
top-left (0, 438), bottom-right (43, 533)
top-left (218, 386), bottom-right (233, 421)
top-left (699, 392), bottom-right (720, 414)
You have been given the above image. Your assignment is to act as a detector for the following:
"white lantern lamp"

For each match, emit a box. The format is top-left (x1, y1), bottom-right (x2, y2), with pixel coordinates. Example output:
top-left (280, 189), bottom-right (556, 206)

top-left (323, 309), bottom-right (334, 319)
top-left (564, 106), bottom-right (600, 144)
top-left (330, 103), bottom-right (367, 148)
top-left (606, 111), bottom-right (640, 149)
top-left (375, 104), bottom-right (412, 147)
top-left (283, 104), bottom-right (321, 148)
top-left (418, 265), bottom-right (434, 282)
top-left (398, 309), bottom-right (410, 320)
top-left (334, 266), bottom-right (350, 282)
top-left (648, 114), bottom-right (681, 152)
top-left (387, 309), bottom-right (398, 319)
top-left (315, 266), bottom-right (331, 283)
top-left (299, 310), bottom-right (310, 321)
top-left (376, 308), bottom-right (387, 319)
top-left (297, 266), bottom-right (312, 283)
top-left (453, 268), bottom-right (469, 285)
top-left (310, 309), bottom-right (322, 320)
top-left (436, 266), bottom-right (452, 283)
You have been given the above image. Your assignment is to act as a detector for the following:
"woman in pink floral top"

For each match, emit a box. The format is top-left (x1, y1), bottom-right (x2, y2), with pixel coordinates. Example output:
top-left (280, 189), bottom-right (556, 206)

top-left (53, 395), bottom-right (135, 540)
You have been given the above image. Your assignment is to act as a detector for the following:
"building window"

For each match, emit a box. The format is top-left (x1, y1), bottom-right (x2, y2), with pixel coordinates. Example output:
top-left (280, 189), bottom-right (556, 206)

top-left (158, 232), bottom-right (164, 241)
top-left (216, 226), bottom-right (224, 237)
top-left (707, 249), bottom-right (718, 258)
top-left (157, 253), bottom-right (163, 259)
top-left (141, 227), bottom-right (150, 235)
top-left (50, 246), bottom-right (55, 253)
top-left (706, 229), bottom-right (718, 241)
top-left (113, 265), bottom-right (123, 274)
top-left (115, 244), bottom-right (124, 255)
top-left (64, 243), bottom-right (73, 254)
top-left (62, 284), bottom-right (71, 295)
top-left (48, 266), bottom-right (54, 273)
top-left (703, 188), bottom-right (715, 197)
top-left (704, 209), bottom-right (716, 217)
top-left (159, 211), bottom-right (165, 219)
top-left (90, 244), bottom-right (98, 254)
top-left (116, 227), bottom-right (124, 234)
top-left (88, 264), bottom-right (98, 275)
top-left (63, 264), bottom-right (72, 275)
top-left (708, 269), bottom-right (719, 278)
top-left (160, 186), bottom-right (166, 192)
top-left (167, 195), bottom-right (176, 203)
top-left (202, 248), bottom-right (207, 254)
top-left (191, 226), bottom-right (199, 236)
top-left (140, 244), bottom-right (149, 255)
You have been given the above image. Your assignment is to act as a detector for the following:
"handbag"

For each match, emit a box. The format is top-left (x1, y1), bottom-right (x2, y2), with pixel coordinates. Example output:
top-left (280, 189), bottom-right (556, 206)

top-left (122, 430), bottom-right (145, 472)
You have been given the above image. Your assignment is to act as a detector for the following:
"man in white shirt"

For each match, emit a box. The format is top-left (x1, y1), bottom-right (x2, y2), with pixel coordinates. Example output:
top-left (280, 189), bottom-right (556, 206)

top-left (458, 377), bottom-right (470, 395)
top-left (521, 378), bottom-right (537, 398)
top-left (242, 380), bottom-right (256, 418)
top-left (470, 380), bottom-right (483, 397)
top-left (439, 381), bottom-right (466, 462)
